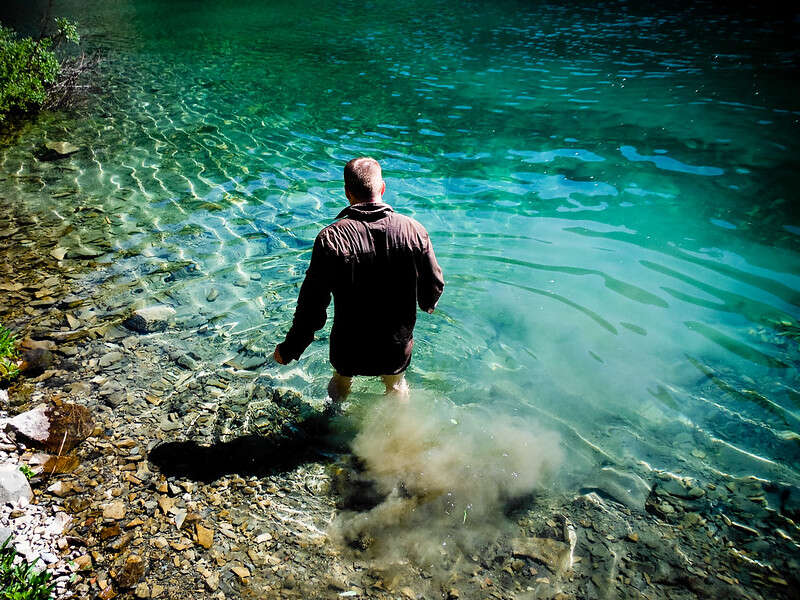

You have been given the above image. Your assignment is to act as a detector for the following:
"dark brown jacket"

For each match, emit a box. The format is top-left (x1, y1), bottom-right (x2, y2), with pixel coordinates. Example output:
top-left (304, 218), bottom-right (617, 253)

top-left (278, 201), bottom-right (444, 376)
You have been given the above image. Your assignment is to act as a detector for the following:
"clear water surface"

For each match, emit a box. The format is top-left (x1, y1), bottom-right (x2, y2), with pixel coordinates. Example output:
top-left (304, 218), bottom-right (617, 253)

top-left (1, 0), bottom-right (799, 486)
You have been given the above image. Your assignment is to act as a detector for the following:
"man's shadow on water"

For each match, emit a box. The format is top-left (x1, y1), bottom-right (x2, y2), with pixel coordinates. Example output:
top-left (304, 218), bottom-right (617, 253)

top-left (148, 410), bottom-right (355, 483)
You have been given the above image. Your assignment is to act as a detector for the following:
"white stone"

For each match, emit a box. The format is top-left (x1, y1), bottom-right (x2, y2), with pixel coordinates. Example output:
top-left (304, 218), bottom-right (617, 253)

top-left (46, 512), bottom-right (71, 536)
top-left (6, 405), bottom-right (50, 445)
top-left (0, 464), bottom-right (33, 506)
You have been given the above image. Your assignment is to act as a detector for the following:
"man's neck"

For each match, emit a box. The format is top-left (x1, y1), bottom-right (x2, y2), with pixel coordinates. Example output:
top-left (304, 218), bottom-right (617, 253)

top-left (349, 197), bottom-right (383, 206)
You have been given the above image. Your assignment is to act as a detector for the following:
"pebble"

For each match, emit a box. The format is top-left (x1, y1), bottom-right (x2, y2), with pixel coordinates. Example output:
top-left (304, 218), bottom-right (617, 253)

top-left (205, 572), bottom-right (220, 591)
top-left (50, 247), bottom-right (68, 261)
top-left (102, 500), bottom-right (126, 520)
top-left (196, 524), bottom-right (214, 549)
top-left (74, 554), bottom-right (92, 571)
top-left (175, 354), bottom-right (197, 370)
top-left (115, 554), bottom-right (145, 588)
top-left (47, 481), bottom-right (76, 498)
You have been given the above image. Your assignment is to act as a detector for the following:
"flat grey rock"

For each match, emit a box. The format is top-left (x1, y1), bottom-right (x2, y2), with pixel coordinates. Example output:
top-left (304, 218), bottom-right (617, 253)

top-left (99, 351), bottom-right (124, 368)
top-left (0, 526), bottom-right (12, 545)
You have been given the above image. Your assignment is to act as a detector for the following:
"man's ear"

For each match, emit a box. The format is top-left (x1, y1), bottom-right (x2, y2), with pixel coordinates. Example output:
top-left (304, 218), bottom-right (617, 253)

top-left (380, 181), bottom-right (386, 196)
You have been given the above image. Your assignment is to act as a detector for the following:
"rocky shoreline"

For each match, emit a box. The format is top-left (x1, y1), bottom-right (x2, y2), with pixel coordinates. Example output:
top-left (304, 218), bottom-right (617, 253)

top-left (1, 202), bottom-right (799, 600)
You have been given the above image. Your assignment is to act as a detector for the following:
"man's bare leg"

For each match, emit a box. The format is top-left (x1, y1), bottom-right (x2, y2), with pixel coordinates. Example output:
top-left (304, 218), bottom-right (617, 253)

top-left (327, 372), bottom-right (352, 403)
top-left (381, 373), bottom-right (409, 400)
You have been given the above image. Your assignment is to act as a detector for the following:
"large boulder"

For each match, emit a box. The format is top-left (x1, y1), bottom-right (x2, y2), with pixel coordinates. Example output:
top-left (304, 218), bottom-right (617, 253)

top-left (0, 464), bottom-right (32, 506)
top-left (123, 305), bottom-right (176, 334)
top-left (6, 402), bottom-right (94, 453)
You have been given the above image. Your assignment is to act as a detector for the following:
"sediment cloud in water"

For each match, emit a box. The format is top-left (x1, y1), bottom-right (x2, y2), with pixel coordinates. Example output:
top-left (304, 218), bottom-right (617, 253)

top-left (331, 395), bottom-right (564, 565)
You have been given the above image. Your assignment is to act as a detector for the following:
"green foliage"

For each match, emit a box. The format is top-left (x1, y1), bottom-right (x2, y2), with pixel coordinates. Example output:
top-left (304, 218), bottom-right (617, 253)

top-left (0, 325), bottom-right (20, 382)
top-left (18, 465), bottom-right (34, 481)
top-left (0, 27), bottom-right (58, 123)
top-left (0, 17), bottom-right (80, 124)
top-left (0, 537), bottom-right (54, 600)
top-left (54, 18), bottom-right (79, 45)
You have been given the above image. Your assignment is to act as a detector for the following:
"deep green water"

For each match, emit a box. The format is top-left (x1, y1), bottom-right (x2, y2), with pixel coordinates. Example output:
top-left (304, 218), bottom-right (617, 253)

top-left (2, 0), bottom-right (799, 485)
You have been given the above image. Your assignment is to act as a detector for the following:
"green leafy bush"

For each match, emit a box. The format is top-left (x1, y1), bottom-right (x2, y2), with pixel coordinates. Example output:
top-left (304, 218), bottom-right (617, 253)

top-left (0, 325), bottom-right (20, 382)
top-left (0, 18), bottom-right (80, 124)
top-left (0, 537), bottom-right (54, 600)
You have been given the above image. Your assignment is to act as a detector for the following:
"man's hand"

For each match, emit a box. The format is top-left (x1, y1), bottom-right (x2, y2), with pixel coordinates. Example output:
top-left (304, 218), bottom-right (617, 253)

top-left (273, 346), bottom-right (289, 365)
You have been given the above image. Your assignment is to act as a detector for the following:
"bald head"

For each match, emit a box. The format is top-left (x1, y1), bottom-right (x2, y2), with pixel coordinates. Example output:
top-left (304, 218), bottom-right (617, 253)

top-left (344, 157), bottom-right (384, 203)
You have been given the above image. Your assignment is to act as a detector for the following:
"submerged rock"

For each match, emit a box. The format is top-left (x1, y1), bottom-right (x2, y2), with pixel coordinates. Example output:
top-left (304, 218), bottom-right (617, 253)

top-left (124, 305), bottom-right (176, 333)
top-left (581, 466), bottom-right (652, 512)
top-left (211, 377), bottom-right (320, 444)
top-left (511, 536), bottom-right (572, 572)
top-left (36, 141), bottom-right (81, 161)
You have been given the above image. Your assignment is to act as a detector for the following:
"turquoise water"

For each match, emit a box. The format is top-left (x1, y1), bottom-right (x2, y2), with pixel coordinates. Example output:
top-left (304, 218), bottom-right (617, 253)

top-left (1, 0), bottom-right (799, 484)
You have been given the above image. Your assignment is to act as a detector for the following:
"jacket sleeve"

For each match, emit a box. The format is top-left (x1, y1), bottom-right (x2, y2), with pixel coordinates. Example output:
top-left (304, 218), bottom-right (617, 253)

top-left (417, 233), bottom-right (444, 313)
top-left (278, 235), bottom-right (333, 361)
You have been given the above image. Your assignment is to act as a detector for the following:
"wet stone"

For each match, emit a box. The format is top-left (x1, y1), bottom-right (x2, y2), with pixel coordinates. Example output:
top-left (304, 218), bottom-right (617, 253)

top-left (37, 141), bottom-right (81, 161)
top-left (124, 305), bottom-right (176, 333)
top-left (174, 353), bottom-right (198, 370)
top-left (582, 467), bottom-right (652, 512)
top-left (108, 532), bottom-right (135, 552)
top-left (511, 537), bottom-right (572, 572)
top-left (46, 480), bottom-right (76, 497)
top-left (99, 351), bottom-right (124, 368)
top-left (50, 247), bottom-right (68, 260)
top-left (67, 246), bottom-right (106, 260)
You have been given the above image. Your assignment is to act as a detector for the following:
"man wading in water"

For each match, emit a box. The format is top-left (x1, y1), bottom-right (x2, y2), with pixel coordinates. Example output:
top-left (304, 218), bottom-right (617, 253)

top-left (274, 157), bottom-right (444, 403)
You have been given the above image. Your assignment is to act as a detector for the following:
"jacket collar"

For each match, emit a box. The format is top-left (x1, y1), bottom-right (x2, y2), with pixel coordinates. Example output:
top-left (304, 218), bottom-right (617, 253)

top-left (336, 201), bottom-right (395, 221)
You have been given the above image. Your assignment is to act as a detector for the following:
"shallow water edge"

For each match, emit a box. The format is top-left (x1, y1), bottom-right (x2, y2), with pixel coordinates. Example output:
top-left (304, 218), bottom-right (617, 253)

top-left (1, 182), bottom-right (799, 599)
